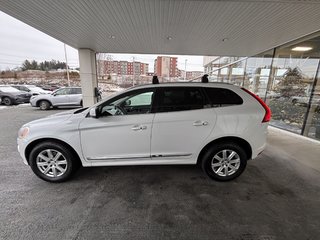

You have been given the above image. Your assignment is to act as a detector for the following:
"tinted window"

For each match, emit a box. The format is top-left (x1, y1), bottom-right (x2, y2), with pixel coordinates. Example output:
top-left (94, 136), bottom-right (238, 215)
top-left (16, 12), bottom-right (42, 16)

top-left (156, 87), bottom-right (205, 113)
top-left (205, 88), bottom-right (243, 106)
top-left (71, 88), bottom-right (82, 94)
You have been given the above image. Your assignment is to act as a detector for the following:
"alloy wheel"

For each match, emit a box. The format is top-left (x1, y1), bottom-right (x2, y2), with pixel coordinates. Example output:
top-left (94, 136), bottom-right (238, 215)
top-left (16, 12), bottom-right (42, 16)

top-left (211, 149), bottom-right (240, 177)
top-left (36, 149), bottom-right (68, 178)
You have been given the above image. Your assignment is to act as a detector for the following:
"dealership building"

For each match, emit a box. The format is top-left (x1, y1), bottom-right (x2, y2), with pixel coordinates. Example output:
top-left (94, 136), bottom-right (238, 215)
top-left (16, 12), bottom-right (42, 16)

top-left (202, 34), bottom-right (320, 141)
top-left (1, 0), bottom-right (320, 141)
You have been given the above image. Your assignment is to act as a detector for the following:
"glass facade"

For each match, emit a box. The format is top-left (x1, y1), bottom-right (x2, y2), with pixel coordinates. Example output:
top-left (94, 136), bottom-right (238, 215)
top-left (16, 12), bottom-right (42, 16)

top-left (204, 33), bottom-right (320, 141)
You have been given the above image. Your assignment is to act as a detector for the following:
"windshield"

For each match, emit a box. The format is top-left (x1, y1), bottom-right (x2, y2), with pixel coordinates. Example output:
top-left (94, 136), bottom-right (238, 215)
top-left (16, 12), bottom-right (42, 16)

top-left (0, 86), bottom-right (21, 92)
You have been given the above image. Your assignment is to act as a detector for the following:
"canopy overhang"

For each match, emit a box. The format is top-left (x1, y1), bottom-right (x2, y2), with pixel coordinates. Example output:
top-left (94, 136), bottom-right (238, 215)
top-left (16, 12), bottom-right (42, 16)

top-left (1, 0), bottom-right (320, 56)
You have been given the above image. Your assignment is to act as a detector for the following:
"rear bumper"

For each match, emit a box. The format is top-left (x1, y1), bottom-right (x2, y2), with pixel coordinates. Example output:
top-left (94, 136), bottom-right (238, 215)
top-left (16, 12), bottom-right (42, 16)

top-left (250, 123), bottom-right (268, 159)
top-left (252, 142), bottom-right (266, 159)
top-left (30, 98), bottom-right (37, 107)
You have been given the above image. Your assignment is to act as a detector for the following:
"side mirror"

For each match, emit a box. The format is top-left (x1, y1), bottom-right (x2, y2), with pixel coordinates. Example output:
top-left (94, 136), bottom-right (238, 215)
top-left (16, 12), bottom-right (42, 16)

top-left (89, 107), bottom-right (98, 118)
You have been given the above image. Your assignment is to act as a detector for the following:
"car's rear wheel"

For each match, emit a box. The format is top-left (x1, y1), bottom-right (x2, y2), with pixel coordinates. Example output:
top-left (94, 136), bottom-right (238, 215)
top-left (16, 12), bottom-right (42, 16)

top-left (29, 141), bottom-right (79, 182)
top-left (201, 143), bottom-right (247, 181)
top-left (2, 97), bottom-right (12, 106)
top-left (39, 100), bottom-right (51, 110)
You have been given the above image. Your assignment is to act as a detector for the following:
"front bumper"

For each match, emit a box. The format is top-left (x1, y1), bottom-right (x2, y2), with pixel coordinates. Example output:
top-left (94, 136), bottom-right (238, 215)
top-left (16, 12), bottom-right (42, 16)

top-left (30, 98), bottom-right (37, 107)
top-left (17, 138), bottom-right (29, 165)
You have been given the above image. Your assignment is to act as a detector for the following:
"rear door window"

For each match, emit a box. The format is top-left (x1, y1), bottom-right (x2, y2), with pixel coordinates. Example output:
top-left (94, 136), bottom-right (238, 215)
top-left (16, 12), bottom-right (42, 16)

top-left (155, 87), bottom-right (206, 113)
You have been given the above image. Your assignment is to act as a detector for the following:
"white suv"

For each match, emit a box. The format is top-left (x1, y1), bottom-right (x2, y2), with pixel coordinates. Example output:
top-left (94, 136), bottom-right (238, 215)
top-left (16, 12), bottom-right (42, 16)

top-left (30, 87), bottom-right (82, 110)
top-left (17, 83), bottom-right (271, 182)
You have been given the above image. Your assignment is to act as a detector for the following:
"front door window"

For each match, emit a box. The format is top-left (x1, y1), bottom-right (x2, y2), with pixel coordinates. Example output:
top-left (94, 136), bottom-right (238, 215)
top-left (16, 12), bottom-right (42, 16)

top-left (99, 90), bottom-right (154, 117)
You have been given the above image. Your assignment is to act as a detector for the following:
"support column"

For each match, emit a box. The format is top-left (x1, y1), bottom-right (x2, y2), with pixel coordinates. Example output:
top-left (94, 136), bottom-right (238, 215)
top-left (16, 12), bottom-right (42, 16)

top-left (79, 49), bottom-right (98, 107)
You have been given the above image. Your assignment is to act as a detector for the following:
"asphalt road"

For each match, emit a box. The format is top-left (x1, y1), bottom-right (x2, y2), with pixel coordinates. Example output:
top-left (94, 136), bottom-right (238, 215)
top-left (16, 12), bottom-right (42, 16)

top-left (0, 105), bottom-right (320, 240)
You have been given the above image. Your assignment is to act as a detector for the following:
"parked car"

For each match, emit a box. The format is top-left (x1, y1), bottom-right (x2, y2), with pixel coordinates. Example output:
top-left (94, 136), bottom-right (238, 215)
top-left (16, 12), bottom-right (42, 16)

top-left (291, 95), bottom-right (320, 105)
top-left (0, 85), bottom-right (32, 105)
top-left (12, 85), bottom-right (52, 95)
top-left (266, 91), bottom-right (281, 99)
top-left (30, 87), bottom-right (82, 110)
top-left (38, 85), bottom-right (60, 92)
top-left (17, 82), bottom-right (271, 183)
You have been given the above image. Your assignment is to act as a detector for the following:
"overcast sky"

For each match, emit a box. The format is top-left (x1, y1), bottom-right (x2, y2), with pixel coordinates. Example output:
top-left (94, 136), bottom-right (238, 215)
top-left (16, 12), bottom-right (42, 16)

top-left (0, 11), bottom-right (204, 72)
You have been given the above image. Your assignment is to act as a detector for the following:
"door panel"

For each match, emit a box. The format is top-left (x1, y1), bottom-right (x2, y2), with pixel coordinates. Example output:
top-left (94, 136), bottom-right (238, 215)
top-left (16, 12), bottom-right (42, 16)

top-left (69, 94), bottom-right (82, 105)
top-left (151, 108), bottom-right (216, 161)
top-left (52, 88), bottom-right (71, 105)
top-left (69, 88), bottom-right (82, 105)
top-left (52, 95), bottom-right (69, 105)
top-left (79, 114), bottom-right (154, 161)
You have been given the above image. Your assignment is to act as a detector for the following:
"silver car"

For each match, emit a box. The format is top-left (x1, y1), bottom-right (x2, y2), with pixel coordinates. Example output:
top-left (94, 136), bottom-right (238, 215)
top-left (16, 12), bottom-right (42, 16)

top-left (12, 85), bottom-right (52, 95)
top-left (30, 87), bottom-right (82, 110)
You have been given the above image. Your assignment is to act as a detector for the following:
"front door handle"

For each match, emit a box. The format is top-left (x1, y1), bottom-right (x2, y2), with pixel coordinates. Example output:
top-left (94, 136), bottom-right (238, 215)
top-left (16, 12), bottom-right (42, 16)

top-left (132, 125), bottom-right (147, 131)
top-left (193, 120), bottom-right (208, 126)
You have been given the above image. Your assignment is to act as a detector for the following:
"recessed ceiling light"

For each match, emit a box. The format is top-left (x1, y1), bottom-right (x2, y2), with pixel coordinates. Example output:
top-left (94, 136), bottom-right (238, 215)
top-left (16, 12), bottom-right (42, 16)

top-left (222, 38), bottom-right (229, 42)
top-left (166, 36), bottom-right (173, 40)
top-left (109, 35), bottom-right (116, 39)
top-left (292, 46), bottom-right (312, 52)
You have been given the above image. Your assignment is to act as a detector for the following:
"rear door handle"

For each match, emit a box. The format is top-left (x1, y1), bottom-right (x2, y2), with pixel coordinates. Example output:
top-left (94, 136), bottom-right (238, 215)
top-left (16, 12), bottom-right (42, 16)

top-left (132, 125), bottom-right (147, 131)
top-left (193, 120), bottom-right (208, 126)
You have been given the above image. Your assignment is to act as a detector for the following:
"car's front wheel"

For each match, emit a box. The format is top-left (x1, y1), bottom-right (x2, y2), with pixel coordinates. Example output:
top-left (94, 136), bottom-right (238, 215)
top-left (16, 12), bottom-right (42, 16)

top-left (201, 143), bottom-right (247, 181)
top-left (39, 100), bottom-right (51, 110)
top-left (29, 141), bottom-right (79, 182)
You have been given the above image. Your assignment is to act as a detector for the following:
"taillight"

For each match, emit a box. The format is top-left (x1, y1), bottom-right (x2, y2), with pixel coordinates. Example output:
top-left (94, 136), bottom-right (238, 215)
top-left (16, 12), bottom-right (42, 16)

top-left (241, 88), bottom-right (271, 123)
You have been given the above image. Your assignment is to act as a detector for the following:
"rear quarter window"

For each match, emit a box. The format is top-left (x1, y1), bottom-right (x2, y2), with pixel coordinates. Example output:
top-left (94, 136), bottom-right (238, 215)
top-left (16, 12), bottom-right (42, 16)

top-left (205, 87), bottom-right (243, 106)
top-left (71, 88), bottom-right (82, 94)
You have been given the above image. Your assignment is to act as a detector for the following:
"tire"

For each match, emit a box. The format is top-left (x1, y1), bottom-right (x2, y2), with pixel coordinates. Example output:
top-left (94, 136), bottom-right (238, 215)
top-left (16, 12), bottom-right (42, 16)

top-left (201, 142), bottom-right (247, 181)
top-left (39, 100), bottom-right (51, 110)
top-left (2, 97), bottom-right (12, 106)
top-left (29, 141), bottom-right (79, 183)
top-left (80, 100), bottom-right (83, 107)
top-left (292, 99), bottom-right (297, 105)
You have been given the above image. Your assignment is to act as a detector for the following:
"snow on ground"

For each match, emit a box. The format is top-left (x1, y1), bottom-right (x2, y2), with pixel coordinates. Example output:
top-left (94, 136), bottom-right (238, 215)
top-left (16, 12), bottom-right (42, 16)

top-left (0, 103), bottom-right (30, 111)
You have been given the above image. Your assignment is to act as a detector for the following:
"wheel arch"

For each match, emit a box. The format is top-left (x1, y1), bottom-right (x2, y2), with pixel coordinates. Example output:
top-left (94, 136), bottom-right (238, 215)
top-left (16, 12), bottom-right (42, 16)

top-left (197, 136), bottom-right (252, 164)
top-left (36, 99), bottom-right (52, 107)
top-left (1, 95), bottom-right (14, 102)
top-left (25, 138), bottom-right (82, 166)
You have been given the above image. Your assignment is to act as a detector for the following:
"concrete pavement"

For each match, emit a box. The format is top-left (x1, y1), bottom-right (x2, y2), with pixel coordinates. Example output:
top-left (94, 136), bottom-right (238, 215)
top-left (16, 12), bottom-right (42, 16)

top-left (0, 106), bottom-right (319, 240)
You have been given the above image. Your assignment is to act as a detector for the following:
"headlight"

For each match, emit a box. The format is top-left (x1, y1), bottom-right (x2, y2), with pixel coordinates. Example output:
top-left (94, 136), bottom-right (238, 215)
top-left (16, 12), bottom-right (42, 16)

top-left (18, 127), bottom-right (29, 139)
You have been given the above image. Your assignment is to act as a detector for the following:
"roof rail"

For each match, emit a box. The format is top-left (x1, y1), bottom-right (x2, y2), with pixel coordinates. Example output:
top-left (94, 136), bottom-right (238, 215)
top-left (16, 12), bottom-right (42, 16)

top-left (152, 75), bottom-right (159, 84)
